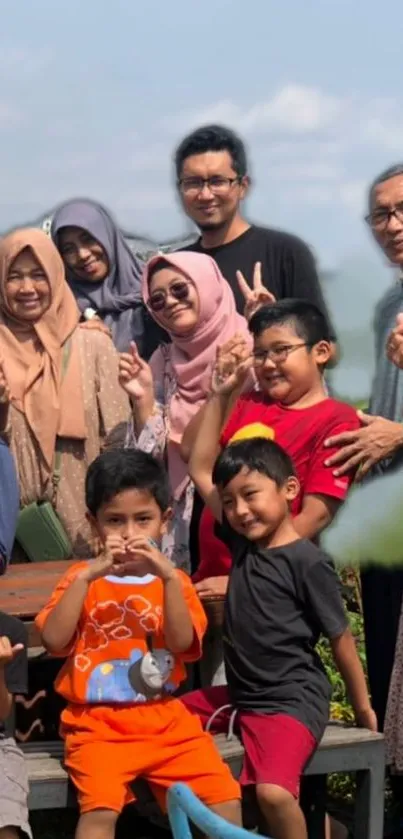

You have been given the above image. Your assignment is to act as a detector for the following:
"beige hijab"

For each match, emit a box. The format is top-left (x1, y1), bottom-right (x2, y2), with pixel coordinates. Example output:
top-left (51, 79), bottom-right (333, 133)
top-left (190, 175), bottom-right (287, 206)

top-left (0, 228), bottom-right (87, 486)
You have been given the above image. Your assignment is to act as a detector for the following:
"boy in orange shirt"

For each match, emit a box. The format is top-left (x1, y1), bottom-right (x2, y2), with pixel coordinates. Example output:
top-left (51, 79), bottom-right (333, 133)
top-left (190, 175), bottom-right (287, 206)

top-left (35, 449), bottom-right (240, 839)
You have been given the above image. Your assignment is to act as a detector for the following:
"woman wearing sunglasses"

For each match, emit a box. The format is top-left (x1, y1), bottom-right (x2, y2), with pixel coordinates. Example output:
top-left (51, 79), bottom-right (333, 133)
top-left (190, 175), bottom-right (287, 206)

top-left (118, 251), bottom-right (251, 574)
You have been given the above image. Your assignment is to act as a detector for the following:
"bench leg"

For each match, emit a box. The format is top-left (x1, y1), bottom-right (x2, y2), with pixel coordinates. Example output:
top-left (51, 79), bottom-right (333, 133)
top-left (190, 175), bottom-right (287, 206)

top-left (300, 774), bottom-right (326, 839)
top-left (354, 764), bottom-right (385, 839)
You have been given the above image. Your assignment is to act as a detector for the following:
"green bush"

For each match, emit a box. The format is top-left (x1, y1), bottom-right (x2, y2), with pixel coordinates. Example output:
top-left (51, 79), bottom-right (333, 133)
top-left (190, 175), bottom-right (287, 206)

top-left (317, 569), bottom-right (365, 801)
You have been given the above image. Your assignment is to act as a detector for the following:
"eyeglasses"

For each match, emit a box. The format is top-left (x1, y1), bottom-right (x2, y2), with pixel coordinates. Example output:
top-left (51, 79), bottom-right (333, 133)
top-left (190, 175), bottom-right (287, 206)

top-left (178, 176), bottom-right (241, 196)
top-left (149, 280), bottom-right (190, 312)
top-left (252, 343), bottom-right (311, 365)
top-left (365, 202), bottom-right (403, 231)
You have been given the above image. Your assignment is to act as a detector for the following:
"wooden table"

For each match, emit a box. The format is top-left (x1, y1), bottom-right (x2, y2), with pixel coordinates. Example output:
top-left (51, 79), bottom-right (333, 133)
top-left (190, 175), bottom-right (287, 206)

top-left (0, 560), bottom-right (76, 647)
top-left (0, 562), bottom-right (224, 647)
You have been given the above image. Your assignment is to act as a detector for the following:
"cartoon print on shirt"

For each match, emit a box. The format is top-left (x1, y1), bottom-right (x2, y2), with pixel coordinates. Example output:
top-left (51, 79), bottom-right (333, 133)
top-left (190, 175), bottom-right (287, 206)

top-left (74, 575), bottom-right (177, 701)
top-left (128, 635), bottom-right (176, 699)
top-left (84, 639), bottom-right (176, 703)
top-left (85, 648), bottom-right (145, 703)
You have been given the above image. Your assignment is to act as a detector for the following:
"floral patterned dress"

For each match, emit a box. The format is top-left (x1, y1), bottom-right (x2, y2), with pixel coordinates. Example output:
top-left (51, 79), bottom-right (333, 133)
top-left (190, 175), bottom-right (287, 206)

top-left (384, 607), bottom-right (403, 772)
top-left (125, 345), bottom-right (193, 574)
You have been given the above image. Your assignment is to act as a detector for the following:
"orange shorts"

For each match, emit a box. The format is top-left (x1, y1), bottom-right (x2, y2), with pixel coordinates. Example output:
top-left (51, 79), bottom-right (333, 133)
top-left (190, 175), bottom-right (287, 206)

top-left (61, 698), bottom-right (240, 814)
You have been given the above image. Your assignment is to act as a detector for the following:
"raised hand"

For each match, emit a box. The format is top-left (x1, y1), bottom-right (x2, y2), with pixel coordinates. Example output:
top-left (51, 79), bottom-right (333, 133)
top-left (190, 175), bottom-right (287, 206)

top-left (0, 636), bottom-right (24, 667)
top-left (236, 261), bottom-right (276, 322)
top-left (118, 342), bottom-right (154, 401)
top-left (79, 537), bottom-right (127, 583)
top-left (211, 335), bottom-right (252, 396)
top-left (0, 360), bottom-right (10, 405)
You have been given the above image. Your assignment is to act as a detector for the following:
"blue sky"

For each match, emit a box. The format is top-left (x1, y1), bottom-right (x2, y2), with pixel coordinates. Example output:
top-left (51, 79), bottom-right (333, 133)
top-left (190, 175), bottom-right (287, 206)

top-left (1, 0), bottom-right (402, 275)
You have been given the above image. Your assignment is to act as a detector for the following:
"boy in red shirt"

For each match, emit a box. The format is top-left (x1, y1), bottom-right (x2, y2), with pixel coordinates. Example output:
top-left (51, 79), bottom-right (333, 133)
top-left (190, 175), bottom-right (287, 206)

top-left (193, 299), bottom-right (360, 599)
top-left (35, 449), bottom-right (240, 839)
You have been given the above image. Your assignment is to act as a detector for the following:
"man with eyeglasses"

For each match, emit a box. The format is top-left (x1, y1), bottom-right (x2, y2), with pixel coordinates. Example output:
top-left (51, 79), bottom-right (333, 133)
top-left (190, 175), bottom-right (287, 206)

top-left (174, 124), bottom-right (336, 342)
top-left (324, 163), bottom-right (403, 742)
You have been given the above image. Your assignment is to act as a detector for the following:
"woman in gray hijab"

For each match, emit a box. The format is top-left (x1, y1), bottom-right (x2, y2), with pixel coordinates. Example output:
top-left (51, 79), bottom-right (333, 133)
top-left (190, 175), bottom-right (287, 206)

top-left (51, 198), bottom-right (167, 359)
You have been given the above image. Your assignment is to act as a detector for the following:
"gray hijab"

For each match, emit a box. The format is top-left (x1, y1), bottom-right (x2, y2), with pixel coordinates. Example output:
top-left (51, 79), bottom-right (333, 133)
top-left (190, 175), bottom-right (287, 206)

top-left (51, 199), bottom-right (148, 353)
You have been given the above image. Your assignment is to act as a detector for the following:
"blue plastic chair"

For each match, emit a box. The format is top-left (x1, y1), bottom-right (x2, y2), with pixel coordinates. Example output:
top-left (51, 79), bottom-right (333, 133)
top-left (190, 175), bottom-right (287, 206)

top-left (167, 782), bottom-right (269, 839)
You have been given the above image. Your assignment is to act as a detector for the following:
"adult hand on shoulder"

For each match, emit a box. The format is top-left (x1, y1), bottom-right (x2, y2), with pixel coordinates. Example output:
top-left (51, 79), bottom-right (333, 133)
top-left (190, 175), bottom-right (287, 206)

top-left (386, 313), bottom-right (403, 369)
top-left (236, 261), bottom-right (276, 322)
top-left (79, 317), bottom-right (112, 339)
top-left (118, 341), bottom-right (154, 402)
top-left (194, 576), bottom-right (229, 599)
top-left (211, 335), bottom-right (252, 396)
top-left (324, 411), bottom-right (403, 479)
top-left (0, 636), bottom-right (24, 667)
top-left (0, 360), bottom-right (10, 405)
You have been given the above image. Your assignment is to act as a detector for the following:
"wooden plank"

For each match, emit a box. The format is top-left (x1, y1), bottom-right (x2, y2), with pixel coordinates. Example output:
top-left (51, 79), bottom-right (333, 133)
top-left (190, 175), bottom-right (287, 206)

top-left (202, 596), bottom-right (224, 628)
top-left (0, 560), bottom-right (76, 619)
top-left (25, 724), bottom-right (385, 812)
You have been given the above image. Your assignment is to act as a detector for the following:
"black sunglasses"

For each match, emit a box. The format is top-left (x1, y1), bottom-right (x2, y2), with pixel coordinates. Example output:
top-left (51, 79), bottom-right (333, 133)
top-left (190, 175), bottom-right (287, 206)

top-left (149, 280), bottom-right (190, 312)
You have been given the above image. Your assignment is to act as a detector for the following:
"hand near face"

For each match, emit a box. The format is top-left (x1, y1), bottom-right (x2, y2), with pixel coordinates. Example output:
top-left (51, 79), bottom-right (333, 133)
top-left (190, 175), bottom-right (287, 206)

top-left (236, 262), bottom-right (276, 322)
top-left (78, 536), bottom-right (127, 583)
top-left (123, 536), bottom-right (175, 582)
top-left (211, 335), bottom-right (252, 396)
top-left (118, 342), bottom-right (154, 401)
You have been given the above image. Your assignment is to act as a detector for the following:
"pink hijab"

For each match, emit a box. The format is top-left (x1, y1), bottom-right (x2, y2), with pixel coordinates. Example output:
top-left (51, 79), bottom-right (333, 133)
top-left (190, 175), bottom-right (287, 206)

top-left (143, 251), bottom-right (252, 499)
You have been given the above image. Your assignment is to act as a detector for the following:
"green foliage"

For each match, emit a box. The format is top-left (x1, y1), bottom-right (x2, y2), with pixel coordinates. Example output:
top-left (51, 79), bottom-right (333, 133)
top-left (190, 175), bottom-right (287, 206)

top-left (317, 569), bottom-right (365, 802)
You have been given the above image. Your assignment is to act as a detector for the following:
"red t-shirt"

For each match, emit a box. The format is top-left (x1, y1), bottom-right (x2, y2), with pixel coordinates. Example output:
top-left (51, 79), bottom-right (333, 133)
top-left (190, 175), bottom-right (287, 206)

top-left (194, 394), bottom-right (360, 582)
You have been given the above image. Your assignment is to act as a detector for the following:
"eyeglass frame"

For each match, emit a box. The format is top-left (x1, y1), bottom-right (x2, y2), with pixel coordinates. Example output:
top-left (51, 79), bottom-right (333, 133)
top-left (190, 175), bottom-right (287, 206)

top-left (252, 342), bottom-right (313, 365)
top-left (177, 176), bottom-right (242, 195)
top-left (365, 202), bottom-right (403, 230)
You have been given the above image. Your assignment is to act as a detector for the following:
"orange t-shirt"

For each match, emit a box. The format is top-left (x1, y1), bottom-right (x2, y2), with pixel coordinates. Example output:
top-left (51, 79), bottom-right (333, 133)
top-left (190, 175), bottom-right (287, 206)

top-left (35, 563), bottom-right (207, 706)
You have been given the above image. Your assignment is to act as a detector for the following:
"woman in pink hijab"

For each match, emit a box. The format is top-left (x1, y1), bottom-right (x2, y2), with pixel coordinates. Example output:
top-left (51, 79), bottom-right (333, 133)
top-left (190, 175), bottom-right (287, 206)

top-left (119, 251), bottom-right (251, 573)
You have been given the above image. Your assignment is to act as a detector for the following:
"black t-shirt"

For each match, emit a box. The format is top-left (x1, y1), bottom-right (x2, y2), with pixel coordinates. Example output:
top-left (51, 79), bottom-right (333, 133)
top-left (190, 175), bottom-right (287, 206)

top-left (217, 523), bottom-right (348, 740)
top-left (0, 613), bottom-right (28, 735)
top-left (183, 225), bottom-right (336, 340)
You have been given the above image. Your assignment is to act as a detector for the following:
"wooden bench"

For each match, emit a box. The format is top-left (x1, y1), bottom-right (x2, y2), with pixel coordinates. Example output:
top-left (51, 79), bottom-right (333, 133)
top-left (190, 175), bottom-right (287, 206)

top-left (0, 560), bottom-right (76, 648)
top-left (2, 572), bottom-right (386, 837)
top-left (25, 724), bottom-right (385, 839)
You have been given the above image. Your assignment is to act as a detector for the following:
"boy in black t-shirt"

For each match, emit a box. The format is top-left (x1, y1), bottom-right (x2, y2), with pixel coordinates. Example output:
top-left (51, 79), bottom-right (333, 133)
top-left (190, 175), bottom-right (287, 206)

top-left (0, 613), bottom-right (31, 839)
top-left (183, 354), bottom-right (376, 839)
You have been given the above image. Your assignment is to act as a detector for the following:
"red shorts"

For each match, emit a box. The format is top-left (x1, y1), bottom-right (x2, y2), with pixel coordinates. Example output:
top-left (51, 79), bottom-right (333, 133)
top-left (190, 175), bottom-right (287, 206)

top-left (182, 686), bottom-right (317, 798)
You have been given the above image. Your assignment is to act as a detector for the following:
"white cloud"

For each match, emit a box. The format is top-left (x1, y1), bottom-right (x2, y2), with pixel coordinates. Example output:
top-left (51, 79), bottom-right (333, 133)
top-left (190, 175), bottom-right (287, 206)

top-left (172, 85), bottom-right (348, 137)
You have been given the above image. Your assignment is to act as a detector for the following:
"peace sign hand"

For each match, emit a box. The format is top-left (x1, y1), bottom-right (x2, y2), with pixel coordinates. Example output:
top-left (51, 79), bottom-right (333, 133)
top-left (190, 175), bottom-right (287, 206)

top-left (236, 261), bottom-right (276, 322)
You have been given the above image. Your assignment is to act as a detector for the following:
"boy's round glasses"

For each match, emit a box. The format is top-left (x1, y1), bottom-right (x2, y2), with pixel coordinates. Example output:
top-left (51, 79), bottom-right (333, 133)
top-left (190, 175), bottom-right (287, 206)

top-left (252, 342), bottom-right (312, 365)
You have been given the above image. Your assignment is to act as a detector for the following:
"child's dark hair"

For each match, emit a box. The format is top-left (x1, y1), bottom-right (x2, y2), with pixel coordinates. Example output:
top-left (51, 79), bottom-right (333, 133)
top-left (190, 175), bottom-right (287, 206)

top-left (175, 124), bottom-right (248, 179)
top-left (212, 438), bottom-right (296, 490)
top-left (249, 298), bottom-right (332, 345)
top-left (86, 449), bottom-right (170, 516)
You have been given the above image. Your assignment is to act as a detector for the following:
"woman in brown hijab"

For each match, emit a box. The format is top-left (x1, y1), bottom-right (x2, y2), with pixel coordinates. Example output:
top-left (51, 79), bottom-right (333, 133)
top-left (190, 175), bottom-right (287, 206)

top-left (0, 228), bottom-right (130, 559)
